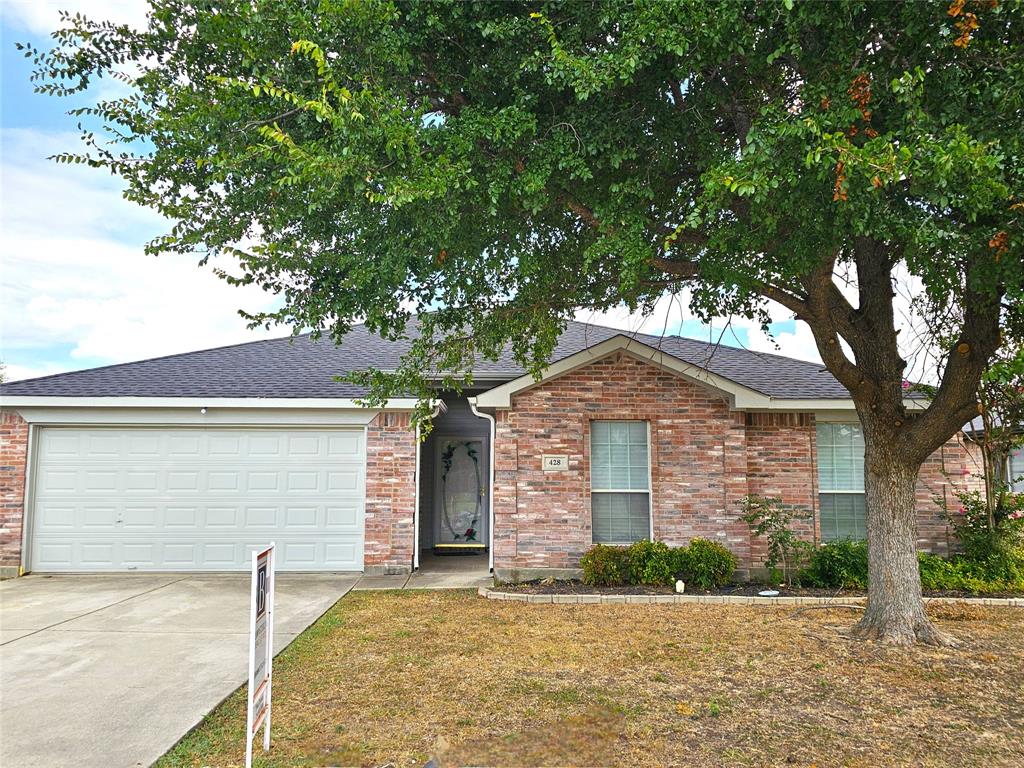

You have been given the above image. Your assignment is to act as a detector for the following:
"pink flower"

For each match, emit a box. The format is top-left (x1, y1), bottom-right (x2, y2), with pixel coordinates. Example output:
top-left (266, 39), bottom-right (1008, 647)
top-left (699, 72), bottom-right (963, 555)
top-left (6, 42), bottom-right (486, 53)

top-left (902, 379), bottom-right (911, 390)
top-left (957, 506), bottom-right (966, 515)
top-left (1009, 511), bottom-right (1024, 521)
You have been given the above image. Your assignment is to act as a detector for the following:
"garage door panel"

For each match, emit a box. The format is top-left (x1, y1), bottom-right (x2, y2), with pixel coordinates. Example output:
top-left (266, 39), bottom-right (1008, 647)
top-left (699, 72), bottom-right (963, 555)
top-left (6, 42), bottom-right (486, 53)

top-left (324, 540), bottom-right (362, 568)
top-left (38, 504), bottom-right (75, 528)
top-left (31, 427), bottom-right (366, 572)
top-left (284, 506), bottom-right (317, 527)
top-left (123, 542), bottom-right (156, 566)
top-left (326, 504), bottom-right (361, 530)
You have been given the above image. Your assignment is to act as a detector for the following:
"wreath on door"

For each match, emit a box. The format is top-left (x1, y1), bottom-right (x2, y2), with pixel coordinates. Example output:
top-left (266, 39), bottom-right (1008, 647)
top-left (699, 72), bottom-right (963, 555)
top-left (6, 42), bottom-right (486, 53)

top-left (440, 440), bottom-right (482, 541)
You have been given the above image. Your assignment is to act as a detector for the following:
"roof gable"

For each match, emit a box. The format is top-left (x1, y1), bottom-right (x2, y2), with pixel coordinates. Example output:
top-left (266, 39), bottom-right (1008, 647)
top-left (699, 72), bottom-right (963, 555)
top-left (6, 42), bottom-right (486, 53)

top-left (474, 335), bottom-right (775, 409)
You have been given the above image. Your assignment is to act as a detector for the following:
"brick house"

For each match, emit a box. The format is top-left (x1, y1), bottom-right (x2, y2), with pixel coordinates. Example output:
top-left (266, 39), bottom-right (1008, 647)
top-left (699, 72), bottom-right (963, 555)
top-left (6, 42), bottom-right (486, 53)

top-left (0, 321), bottom-right (975, 580)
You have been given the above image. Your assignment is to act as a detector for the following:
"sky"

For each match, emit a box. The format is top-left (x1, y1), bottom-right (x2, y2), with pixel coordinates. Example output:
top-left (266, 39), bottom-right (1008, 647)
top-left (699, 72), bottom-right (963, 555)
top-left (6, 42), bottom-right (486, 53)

top-left (0, 1), bottom-right (822, 385)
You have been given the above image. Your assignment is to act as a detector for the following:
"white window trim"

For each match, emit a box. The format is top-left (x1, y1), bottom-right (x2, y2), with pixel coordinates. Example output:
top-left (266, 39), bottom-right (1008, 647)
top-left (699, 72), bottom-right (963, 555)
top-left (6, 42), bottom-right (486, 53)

top-left (589, 420), bottom-right (653, 544)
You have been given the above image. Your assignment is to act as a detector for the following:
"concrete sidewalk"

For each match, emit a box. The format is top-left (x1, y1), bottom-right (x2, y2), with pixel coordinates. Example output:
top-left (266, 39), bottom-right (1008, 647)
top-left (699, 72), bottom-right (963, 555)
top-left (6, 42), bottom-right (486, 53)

top-left (0, 573), bottom-right (357, 768)
top-left (355, 552), bottom-right (491, 591)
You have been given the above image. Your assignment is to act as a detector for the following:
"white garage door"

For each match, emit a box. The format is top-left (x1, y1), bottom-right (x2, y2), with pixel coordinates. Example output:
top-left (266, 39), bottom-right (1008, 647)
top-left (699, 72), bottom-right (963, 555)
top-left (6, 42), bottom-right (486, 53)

top-left (30, 427), bottom-right (366, 572)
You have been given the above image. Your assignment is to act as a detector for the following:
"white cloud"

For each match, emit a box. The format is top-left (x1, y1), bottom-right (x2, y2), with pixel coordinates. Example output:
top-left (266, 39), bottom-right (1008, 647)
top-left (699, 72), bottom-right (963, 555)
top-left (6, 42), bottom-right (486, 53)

top-left (1, 129), bottom-right (162, 240)
top-left (0, 126), bottom-right (280, 382)
top-left (2, 234), bottom-right (280, 363)
top-left (1, 0), bottom-right (150, 37)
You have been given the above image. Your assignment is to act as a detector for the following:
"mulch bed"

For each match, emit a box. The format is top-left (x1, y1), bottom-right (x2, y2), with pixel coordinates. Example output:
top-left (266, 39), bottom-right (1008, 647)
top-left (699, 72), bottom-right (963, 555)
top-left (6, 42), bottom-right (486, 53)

top-left (497, 578), bottom-right (1024, 599)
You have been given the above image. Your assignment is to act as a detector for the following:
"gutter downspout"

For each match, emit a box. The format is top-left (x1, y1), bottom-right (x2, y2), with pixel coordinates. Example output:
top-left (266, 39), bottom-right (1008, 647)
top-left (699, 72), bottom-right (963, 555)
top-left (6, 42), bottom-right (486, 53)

top-left (412, 401), bottom-right (445, 572)
top-left (468, 397), bottom-right (496, 573)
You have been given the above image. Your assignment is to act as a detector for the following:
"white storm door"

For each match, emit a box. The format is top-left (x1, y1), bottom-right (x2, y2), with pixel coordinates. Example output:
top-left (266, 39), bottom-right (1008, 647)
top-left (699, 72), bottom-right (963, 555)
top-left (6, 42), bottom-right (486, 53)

top-left (433, 437), bottom-right (487, 546)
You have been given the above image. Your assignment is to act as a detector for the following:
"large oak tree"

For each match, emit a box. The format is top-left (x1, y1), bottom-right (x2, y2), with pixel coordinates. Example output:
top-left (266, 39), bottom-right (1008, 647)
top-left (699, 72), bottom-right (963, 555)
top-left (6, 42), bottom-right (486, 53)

top-left (23, 0), bottom-right (1022, 643)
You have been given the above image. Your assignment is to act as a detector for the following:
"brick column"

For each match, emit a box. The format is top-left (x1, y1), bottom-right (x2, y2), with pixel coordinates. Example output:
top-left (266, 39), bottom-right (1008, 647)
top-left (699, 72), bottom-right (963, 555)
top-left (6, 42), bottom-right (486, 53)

top-left (0, 410), bottom-right (29, 577)
top-left (491, 410), bottom-right (519, 576)
top-left (363, 412), bottom-right (417, 574)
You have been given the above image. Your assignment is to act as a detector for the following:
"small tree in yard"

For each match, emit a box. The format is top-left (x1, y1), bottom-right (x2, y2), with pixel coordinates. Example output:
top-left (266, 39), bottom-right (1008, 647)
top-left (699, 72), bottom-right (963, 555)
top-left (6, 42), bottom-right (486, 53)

top-left (21, 2), bottom-right (1023, 644)
top-left (740, 495), bottom-right (814, 587)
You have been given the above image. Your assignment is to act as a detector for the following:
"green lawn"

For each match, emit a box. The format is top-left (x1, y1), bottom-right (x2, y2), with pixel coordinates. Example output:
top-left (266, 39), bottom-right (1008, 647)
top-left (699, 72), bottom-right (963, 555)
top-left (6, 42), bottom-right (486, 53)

top-left (158, 591), bottom-right (1024, 767)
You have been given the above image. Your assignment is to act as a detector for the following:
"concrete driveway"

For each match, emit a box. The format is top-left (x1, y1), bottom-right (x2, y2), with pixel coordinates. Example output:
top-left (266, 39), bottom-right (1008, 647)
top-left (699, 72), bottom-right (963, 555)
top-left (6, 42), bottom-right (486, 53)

top-left (0, 573), bottom-right (357, 768)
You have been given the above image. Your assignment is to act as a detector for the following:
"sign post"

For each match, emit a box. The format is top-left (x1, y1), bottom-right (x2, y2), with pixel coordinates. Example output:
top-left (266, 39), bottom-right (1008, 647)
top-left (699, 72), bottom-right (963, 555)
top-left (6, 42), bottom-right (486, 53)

top-left (245, 543), bottom-right (275, 768)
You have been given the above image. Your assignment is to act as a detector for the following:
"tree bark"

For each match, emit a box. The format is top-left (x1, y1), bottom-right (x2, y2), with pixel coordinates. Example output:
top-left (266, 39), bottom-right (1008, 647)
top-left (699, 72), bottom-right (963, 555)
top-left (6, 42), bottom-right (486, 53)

top-left (850, 428), bottom-right (958, 646)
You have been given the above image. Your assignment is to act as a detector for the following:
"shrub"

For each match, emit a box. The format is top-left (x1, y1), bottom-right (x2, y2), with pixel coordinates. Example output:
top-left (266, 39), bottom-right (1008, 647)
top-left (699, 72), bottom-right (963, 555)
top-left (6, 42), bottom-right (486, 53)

top-left (580, 544), bottom-right (629, 586)
top-left (917, 551), bottom-right (1024, 594)
top-left (677, 538), bottom-right (737, 590)
top-left (966, 549), bottom-right (1024, 584)
top-left (945, 488), bottom-right (1024, 562)
top-left (918, 552), bottom-right (968, 591)
top-left (802, 540), bottom-right (869, 589)
top-left (740, 495), bottom-right (813, 586)
top-left (626, 539), bottom-right (675, 586)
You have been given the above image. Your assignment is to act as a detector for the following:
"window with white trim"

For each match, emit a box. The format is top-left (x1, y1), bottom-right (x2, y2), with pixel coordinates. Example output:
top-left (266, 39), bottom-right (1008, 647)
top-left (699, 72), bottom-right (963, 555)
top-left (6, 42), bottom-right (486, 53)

top-left (1009, 447), bottom-right (1024, 493)
top-left (816, 423), bottom-right (867, 541)
top-left (590, 420), bottom-right (651, 543)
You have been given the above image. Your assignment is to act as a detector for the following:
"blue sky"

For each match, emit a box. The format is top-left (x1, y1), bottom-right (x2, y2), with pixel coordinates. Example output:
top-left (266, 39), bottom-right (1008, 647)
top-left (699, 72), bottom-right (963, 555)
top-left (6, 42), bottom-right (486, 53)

top-left (0, 1), bottom-right (821, 385)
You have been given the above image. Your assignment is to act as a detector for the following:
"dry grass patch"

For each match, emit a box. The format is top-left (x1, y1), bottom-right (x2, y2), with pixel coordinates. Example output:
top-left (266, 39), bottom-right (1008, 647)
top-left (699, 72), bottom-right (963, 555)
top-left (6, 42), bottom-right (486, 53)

top-left (157, 590), bottom-right (1024, 768)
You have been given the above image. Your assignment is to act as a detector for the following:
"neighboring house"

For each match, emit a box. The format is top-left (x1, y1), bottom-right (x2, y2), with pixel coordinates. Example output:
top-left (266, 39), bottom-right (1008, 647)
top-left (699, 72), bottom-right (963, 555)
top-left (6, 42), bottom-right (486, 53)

top-left (0, 321), bottom-right (972, 580)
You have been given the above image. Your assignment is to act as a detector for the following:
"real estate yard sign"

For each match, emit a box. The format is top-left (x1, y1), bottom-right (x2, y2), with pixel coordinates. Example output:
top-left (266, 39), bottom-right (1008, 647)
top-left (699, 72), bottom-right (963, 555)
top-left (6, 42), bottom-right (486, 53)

top-left (245, 543), bottom-right (275, 768)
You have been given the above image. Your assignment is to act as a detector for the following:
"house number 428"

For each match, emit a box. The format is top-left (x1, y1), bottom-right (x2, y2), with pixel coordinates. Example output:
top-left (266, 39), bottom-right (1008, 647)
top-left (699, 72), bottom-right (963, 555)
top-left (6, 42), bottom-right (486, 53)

top-left (542, 455), bottom-right (568, 471)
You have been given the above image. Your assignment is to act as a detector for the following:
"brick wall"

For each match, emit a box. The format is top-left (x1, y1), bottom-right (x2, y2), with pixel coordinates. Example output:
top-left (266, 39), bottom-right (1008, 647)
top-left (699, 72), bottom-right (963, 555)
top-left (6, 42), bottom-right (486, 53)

top-left (0, 410), bottom-right (29, 574)
top-left (744, 412), bottom-right (818, 565)
top-left (492, 352), bottom-right (752, 575)
top-left (915, 435), bottom-right (972, 556)
top-left (363, 411), bottom-right (417, 573)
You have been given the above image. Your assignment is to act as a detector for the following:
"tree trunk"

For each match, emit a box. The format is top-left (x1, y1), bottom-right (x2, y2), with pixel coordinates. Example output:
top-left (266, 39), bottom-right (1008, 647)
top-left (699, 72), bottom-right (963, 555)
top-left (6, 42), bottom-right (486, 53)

top-left (850, 436), bottom-right (958, 646)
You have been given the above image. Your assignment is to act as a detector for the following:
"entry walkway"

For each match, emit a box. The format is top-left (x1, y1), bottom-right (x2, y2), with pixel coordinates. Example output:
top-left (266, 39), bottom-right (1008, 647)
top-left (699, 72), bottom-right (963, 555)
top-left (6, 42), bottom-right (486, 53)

top-left (355, 551), bottom-right (491, 590)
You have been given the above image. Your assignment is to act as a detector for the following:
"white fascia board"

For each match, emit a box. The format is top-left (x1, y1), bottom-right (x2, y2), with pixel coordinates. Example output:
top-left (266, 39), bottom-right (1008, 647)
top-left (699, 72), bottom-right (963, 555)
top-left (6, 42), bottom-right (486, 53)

top-left (2, 396), bottom-right (430, 428)
top-left (473, 335), bottom-right (773, 409)
top-left (745, 398), bottom-right (928, 414)
top-left (0, 396), bottom-right (419, 410)
top-left (8, 407), bottom-right (383, 427)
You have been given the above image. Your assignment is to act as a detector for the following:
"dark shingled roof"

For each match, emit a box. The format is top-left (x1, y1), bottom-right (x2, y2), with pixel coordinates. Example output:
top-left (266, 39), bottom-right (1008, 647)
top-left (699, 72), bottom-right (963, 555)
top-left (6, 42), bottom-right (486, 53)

top-left (0, 320), bottom-right (848, 400)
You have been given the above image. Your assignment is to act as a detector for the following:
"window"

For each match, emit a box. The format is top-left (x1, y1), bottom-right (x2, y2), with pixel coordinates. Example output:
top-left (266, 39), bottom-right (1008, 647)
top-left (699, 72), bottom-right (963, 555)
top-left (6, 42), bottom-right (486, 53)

top-left (1010, 447), bottom-right (1024, 493)
top-left (590, 420), bottom-right (650, 543)
top-left (816, 423), bottom-right (866, 540)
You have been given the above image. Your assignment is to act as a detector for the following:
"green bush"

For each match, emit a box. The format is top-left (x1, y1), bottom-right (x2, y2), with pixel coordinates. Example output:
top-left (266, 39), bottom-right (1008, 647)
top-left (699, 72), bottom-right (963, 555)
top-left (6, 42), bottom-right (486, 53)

top-left (917, 550), bottom-right (1024, 593)
top-left (800, 542), bottom-right (1023, 593)
top-left (802, 540), bottom-right (869, 589)
top-left (626, 539), bottom-right (675, 586)
top-left (677, 538), bottom-right (737, 590)
top-left (963, 548), bottom-right (1024, 585)
top-left (580, 544), bottom-right (629, 586)
top-left (580, 539), bottom-right (739, 590)
top-left (917, 552), bottom-right (965, 591)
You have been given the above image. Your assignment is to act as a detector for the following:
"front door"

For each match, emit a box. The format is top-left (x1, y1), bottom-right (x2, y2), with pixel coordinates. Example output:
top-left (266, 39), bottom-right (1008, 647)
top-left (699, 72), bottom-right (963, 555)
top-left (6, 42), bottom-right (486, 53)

top-left (434, 438), bottom-right (487, 547)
